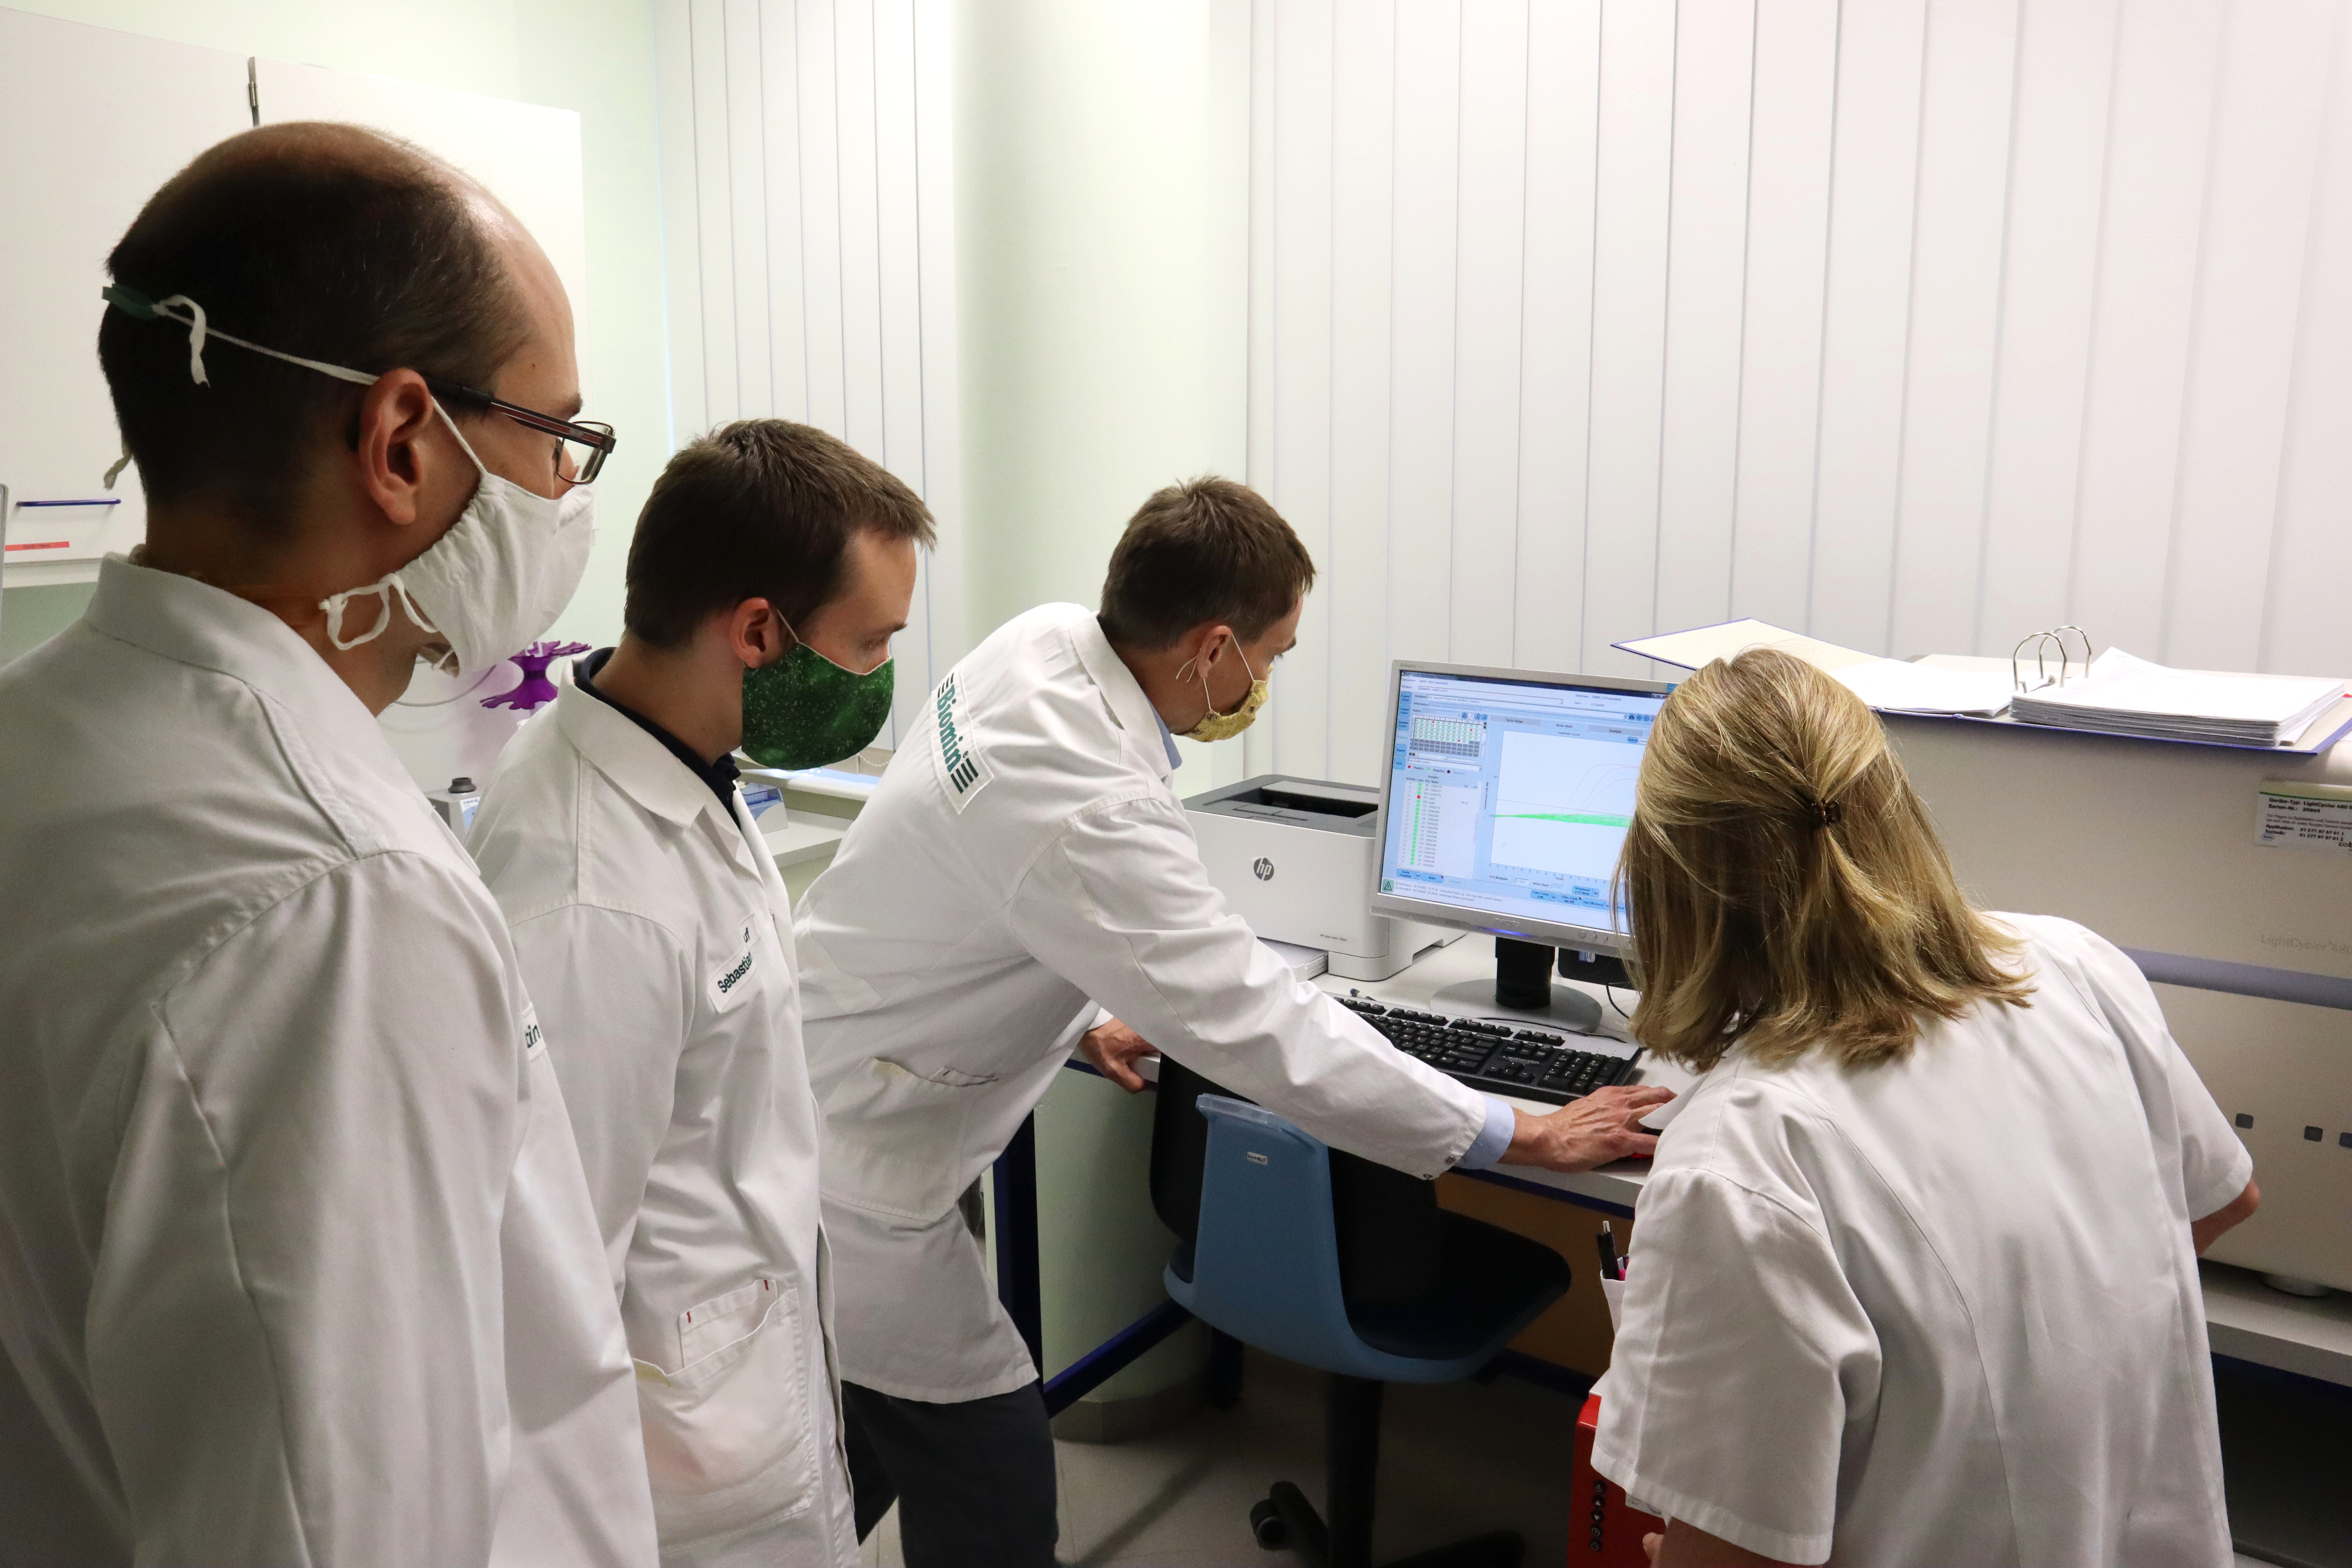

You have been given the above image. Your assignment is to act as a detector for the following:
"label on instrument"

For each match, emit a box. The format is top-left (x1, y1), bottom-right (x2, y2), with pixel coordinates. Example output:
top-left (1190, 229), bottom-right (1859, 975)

top-left (2256, 782), bottom-right (2352, 852)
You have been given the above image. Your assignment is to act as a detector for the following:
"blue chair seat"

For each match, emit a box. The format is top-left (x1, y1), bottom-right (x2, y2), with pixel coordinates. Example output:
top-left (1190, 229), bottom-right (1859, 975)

top-left (1172, 1217), bottom-right (1569, 1362)
top-left (1345, 1212), bottom-right (1568, 1362)
top-left (1149, 1071), bottom-right (1569, 1568)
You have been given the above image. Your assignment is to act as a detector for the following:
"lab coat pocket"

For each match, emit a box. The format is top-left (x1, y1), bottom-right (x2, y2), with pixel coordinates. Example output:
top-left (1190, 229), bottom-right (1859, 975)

top-left (635, 1278), bottom-right (817, 1548)
top-left (818, 1057), bottom-right (997, 1223)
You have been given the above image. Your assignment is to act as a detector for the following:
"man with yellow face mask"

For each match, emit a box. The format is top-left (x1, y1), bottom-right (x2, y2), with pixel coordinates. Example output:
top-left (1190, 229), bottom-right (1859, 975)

top-left (792, 477), bottom-right (1670, 1566)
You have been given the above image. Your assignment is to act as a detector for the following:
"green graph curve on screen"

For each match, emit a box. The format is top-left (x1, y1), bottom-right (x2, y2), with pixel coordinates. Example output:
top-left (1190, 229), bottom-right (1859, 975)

top-left (1496, 811), bottom-right (1633, 828)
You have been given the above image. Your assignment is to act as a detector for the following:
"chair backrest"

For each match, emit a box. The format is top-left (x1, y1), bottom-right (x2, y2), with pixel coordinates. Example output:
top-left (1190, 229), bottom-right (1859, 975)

top-left (1185, 1094), bottom-right (1367, 1371)
top-left (1151, 1055), bottom-right (1445, 1305)
top-left (1149, 1054), bottom-right (1224, 1247)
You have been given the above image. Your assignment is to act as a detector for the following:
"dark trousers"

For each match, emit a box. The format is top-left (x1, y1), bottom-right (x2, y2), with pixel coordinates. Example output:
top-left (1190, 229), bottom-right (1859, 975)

top-left (844, 1379), bottom-right (1060, 1568)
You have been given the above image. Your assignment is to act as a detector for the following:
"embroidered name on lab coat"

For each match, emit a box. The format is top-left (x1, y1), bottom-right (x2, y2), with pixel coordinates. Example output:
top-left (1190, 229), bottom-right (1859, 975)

top-left (932, 672), bottom-right (994, 812)
top-left (522, 1004), bottom-right (548, 1060)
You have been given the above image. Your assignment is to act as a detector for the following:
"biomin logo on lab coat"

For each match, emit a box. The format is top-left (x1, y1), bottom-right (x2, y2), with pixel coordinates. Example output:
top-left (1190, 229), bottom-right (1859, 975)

top-left (933, 672), bottom-right (993, 809)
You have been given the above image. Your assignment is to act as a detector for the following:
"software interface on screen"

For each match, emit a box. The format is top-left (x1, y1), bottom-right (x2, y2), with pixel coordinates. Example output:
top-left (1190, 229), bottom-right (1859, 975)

top-left (1378, 669), bottom-right (1666, 935)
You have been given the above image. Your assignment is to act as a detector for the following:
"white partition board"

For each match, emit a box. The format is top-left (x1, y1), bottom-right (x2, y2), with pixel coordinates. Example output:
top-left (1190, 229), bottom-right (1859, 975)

top-left (253, 60), bottom-right (589, 399)
top-left (1247, 0), bottom-right (2352, 788)
top-left (0, 7), bottom-right (250, 584)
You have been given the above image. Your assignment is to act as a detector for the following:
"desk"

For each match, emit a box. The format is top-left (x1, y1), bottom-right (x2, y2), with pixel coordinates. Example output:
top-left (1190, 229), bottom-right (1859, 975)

top-left (1001, 931), bottom-right (2352, 1414)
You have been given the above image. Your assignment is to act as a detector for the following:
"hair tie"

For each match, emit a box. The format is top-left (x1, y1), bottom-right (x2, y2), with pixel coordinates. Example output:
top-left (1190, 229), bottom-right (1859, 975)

top-left (1808, 798), bottom-right (1843, 831)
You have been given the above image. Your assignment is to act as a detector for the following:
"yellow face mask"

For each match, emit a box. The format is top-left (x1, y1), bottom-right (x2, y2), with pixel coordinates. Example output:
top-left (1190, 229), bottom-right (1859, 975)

top-left (1179, 641), bottom-right (1269, 742)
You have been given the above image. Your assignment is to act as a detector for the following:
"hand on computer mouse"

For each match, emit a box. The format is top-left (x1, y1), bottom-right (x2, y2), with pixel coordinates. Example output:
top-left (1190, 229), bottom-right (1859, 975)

top-left (1500, 1083), bottom-right (1676, 1172)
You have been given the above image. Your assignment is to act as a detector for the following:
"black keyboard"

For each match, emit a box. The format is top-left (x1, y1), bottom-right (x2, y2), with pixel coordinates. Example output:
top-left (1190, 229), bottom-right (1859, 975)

top-left (1336, 994), bottom-right (1637, 1106)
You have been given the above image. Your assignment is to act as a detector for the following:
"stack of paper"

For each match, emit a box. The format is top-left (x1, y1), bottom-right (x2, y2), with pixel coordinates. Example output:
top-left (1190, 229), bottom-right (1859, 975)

top-left (1615, 620), bottom-right (2013, 715)
top-left (1829, 659), bottom-right (2014, 716)
top-left (2009, 650), bottom-right (2345, 746)
top-left (1615, 619), bottom-right (1883, 674)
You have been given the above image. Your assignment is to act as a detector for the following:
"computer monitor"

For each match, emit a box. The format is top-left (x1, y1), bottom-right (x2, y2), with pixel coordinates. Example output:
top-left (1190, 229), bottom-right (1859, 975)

top-left (1368, 661), bottom-right (1674, 1023)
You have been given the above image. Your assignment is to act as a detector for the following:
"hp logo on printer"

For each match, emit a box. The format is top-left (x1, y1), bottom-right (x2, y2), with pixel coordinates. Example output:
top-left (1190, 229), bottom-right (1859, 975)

top-left (1252, 857), bottom-right (1276, 882)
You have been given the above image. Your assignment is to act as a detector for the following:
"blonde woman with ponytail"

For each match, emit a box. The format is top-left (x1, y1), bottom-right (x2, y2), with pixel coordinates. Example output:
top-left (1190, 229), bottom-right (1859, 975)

top-left (1589, 649), bottom-right (2260, 1568)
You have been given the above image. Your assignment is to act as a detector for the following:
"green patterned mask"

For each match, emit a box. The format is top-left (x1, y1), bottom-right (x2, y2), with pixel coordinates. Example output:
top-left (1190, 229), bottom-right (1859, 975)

top-left (740, 639), bottom-right (895, 770)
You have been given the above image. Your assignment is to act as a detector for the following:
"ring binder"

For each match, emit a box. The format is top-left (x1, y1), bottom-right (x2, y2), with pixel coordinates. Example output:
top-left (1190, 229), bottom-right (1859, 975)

top-left (2011, 625), bottom-right (2094, 694)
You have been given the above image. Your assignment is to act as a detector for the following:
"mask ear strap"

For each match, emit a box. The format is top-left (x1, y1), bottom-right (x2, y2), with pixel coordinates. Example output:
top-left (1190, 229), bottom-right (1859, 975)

top-left (1177, 629), bottom-right (1241, 690)
top-left (430, 399), bottom-right (492, 475)
top-left (322, 575), bottom-right (441, 650)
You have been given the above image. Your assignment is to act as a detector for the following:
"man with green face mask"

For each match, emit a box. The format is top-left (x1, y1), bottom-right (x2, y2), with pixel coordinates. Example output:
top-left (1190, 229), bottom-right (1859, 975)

top-left (469, 419), bottom-right (933, 1568)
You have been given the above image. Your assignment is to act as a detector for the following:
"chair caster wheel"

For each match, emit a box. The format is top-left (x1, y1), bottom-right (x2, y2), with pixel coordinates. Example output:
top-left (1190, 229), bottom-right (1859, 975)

top-left (1250, 1496), bottom-right (1289, 1549)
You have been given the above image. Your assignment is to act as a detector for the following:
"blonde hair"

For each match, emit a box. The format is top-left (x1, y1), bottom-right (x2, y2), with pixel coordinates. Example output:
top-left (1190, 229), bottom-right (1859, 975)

top-left (1619, 648), bottom-right (2031, 1071)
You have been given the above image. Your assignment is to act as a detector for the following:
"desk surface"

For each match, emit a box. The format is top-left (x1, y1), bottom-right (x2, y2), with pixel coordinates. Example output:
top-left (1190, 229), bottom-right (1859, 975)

top-left (1307, 932), bottom-right (2348, 1385)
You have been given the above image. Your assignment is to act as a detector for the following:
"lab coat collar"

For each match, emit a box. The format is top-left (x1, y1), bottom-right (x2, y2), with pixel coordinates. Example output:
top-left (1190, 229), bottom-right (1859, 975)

top-left (552, 668), bottom-right (730, 833)
top-left (1067, 610), bottom-right (1174, 782)
top-left (82, 553), bottom-right (414, 793)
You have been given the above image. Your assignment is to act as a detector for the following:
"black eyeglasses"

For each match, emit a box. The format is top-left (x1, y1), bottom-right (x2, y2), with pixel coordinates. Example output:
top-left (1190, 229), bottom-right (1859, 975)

top-left (426, 376), bottom-right (616, 487)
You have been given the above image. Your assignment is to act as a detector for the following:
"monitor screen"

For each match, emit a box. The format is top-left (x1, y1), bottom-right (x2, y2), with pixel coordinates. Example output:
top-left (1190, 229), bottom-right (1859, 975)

top-left (1371, 664), bottom-right (1670, 949)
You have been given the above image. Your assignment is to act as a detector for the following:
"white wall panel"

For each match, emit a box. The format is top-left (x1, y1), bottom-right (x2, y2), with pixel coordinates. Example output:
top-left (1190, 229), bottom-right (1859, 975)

top-left (793, 0), bottom-right (848, 437)
top-left (904, 0), bottom-right (965, 707)
top-left (1263, 0), bottom-right (1334, 782)
top-left (1807, 0), bottom-right (1928, 653)
top-left (1510, 0), bottom-right (1602, 679)
top-left (2262, 12), bottom-right (2352, 680)
top-left (2161, 0), bottom-right (2338, 671)
top-left (833, 0), bottom-right (889, 459)
top-left (1726, 0), bottom-right (1838, 634)
top-left (759, 0), bottom-right (811, 423)
top-left (689, 2), bottom-right (742, 425)
top-left (1884, 0), bottom-right (2020, 661)
top-left (1579, 0), bottom-right (1677, 677)
top-left (1385, 0), bottom-right (1463, 670)
top-left (1324, 0), bottom-right (1401, 787)
top-left (2065, 0), bottom-right (2223, 658)
top-left (657, 0), bottom-right (964, 742)
top-left (1250, 0), bottom-right (2351, 786)
top-left (1972, 0), bottom-right (2117, 650)
top-left (723, 0), bottom-right (775, 415)
top-left (1448, 0), bottom-right (1534, 673)
top-left (1651, 0), bottom-right (1755, 639)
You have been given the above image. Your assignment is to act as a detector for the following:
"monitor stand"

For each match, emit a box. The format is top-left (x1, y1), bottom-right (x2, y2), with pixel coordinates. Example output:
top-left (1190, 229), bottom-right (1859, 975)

top-left (1431, 977), bottom-right (1604, 1034)
top-left (1429, 937), bottom-right (1619, 1035)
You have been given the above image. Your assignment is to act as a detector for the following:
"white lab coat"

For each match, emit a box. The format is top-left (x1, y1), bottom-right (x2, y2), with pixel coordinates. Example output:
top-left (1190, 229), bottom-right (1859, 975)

top-left (470, 671), bottom-right (856, 1566)
top-left (0, 557), bottom-right (656, 1566)
top-left (795, 603), bottom-right (1490, 1402)
top-left (1593, 915), bottom-right (2252, 1568)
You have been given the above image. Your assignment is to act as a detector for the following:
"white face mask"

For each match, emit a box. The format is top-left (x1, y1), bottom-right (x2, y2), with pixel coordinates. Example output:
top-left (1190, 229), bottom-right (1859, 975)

top-left (320, 408), bottom-right (595, 677)
top-left (103, 288), bottom-right (596, 678)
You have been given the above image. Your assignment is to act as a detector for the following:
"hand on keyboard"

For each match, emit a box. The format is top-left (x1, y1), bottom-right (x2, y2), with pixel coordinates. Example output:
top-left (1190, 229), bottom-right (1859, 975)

top-left (1499, 1083), bottom-right (1676, 1173)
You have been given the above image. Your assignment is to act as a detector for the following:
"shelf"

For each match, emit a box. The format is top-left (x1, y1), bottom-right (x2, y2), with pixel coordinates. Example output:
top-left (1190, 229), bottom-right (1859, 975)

top-left (2202, 1261), bottom-right (2352, 1386)
top-left (759, 812), bottom-right (848, 870)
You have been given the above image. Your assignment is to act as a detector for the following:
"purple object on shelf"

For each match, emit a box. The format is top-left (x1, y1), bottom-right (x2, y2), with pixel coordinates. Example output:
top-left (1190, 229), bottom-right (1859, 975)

top-left (483, 641), bottom-right (590, 712)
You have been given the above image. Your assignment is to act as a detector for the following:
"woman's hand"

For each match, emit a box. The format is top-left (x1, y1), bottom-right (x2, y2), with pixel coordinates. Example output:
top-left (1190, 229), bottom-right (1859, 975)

top-left (1500, 1083), bottom-right (1675, 1172)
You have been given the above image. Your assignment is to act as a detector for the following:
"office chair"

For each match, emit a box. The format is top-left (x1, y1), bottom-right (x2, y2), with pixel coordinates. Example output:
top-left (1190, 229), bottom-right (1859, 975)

top-left (1150, 1058), bottom-right (1572, 1568)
